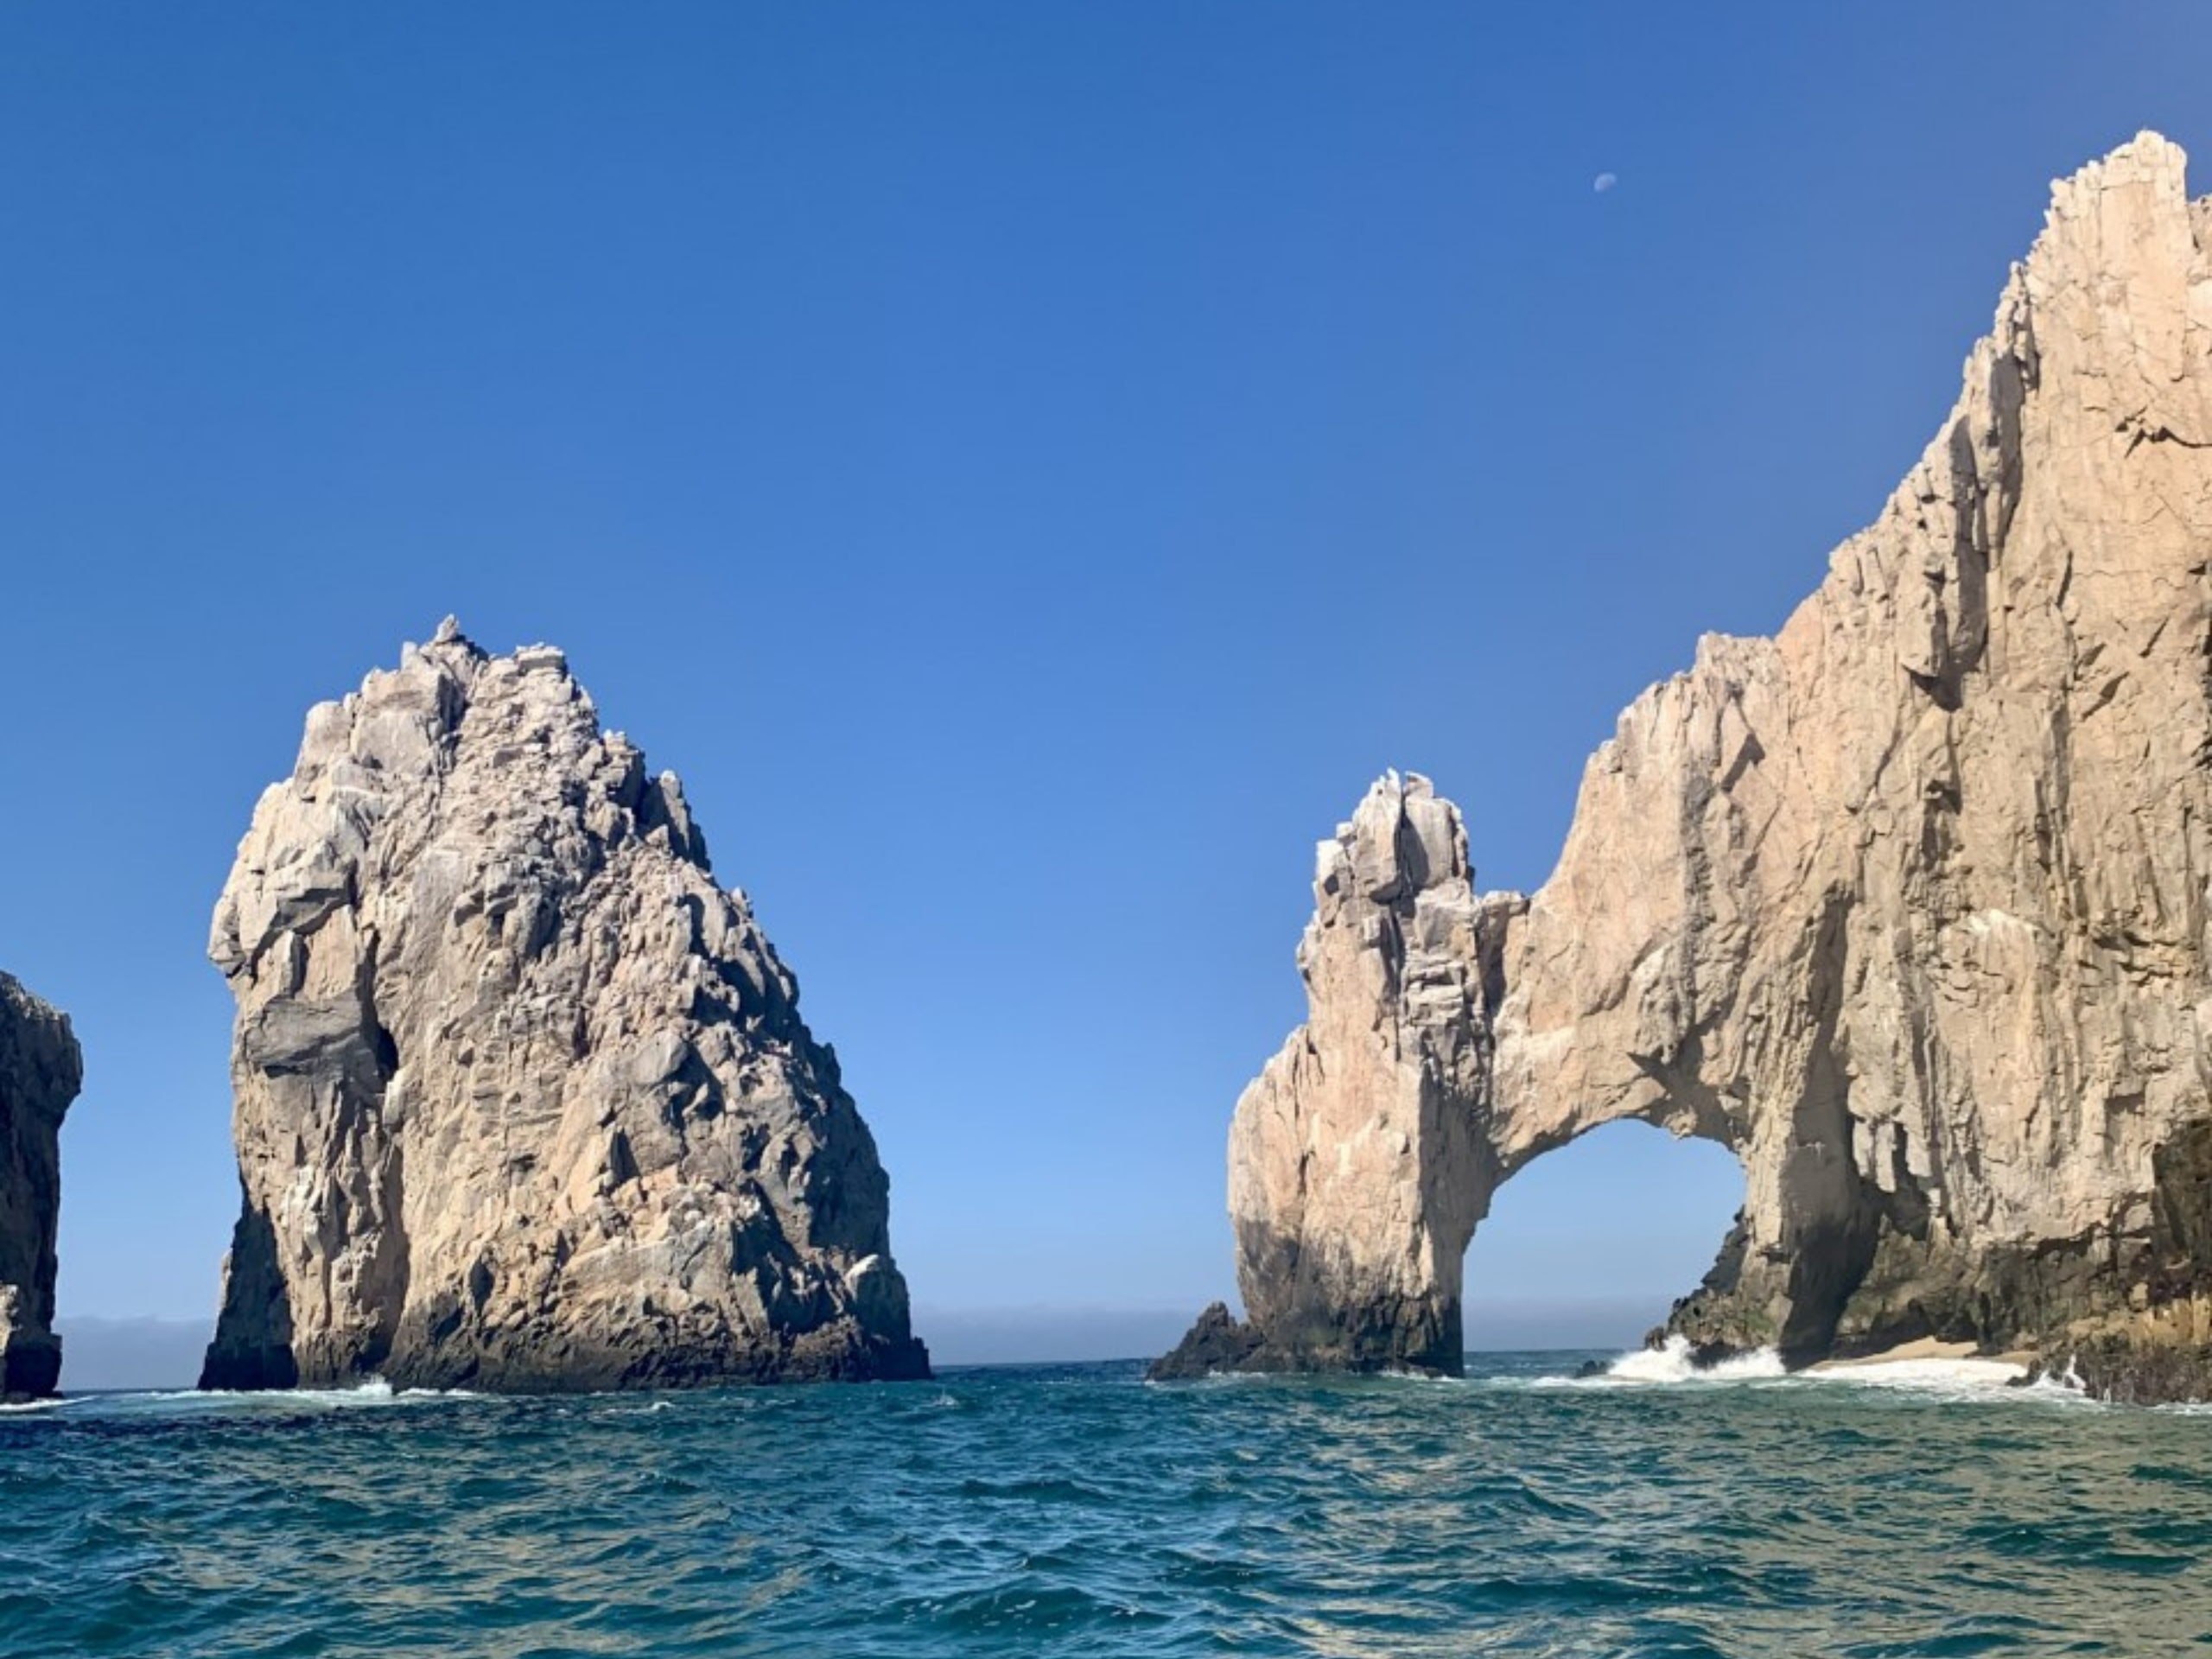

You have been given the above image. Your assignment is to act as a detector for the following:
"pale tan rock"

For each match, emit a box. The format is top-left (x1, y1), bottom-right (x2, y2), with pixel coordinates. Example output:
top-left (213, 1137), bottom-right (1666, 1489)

top-left (201, 624), bottom-right (928, 1390)
top-left (1165, 134), bottom-right (2212, 1394)
top-left (1203, 772), bottom-right (1501, 1372)
top-left (0, 972), bottom-right (81, 1400)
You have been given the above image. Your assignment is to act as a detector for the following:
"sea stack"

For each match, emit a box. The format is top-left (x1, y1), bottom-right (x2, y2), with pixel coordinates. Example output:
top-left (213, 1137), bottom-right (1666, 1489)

top-left (201, 620), bottom-right (929, 1391)
top-left (0, 972), bottom-right (83, 1401)
top-left (1160, 133), bottom-right (2212, 1401)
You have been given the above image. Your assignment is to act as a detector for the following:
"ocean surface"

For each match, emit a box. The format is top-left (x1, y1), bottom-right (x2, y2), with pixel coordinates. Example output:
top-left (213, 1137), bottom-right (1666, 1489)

top-left (3, 1346), bottom-right (2209, 1657)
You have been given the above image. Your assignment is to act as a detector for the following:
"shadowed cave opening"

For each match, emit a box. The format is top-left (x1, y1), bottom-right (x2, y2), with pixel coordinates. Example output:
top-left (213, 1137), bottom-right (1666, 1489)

top-left (1461, 1122), bottom-right (1745, 1356)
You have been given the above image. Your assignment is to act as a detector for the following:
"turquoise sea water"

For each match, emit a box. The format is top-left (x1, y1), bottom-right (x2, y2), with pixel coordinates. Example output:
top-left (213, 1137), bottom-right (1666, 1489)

top-left (3, 1351), bottom-right (2209, 1657)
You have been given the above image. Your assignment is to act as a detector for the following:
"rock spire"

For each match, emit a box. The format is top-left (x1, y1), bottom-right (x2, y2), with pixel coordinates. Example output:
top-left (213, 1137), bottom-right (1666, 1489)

top-left (0, 972), bottom-right (82, 1400)
top-left (203, 625), bottom-right (928, 1390)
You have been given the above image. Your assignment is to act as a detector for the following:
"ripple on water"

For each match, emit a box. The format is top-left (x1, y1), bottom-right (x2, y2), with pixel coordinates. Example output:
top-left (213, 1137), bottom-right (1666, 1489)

top-left (2, 1357), bottom-right (2209, 1656)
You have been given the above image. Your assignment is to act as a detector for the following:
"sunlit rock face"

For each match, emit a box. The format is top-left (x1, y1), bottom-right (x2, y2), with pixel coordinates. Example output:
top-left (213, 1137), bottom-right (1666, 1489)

top-left (1160, 134), bottom-right (2212, 1400)
top-left (0, 972), bottom-right (82, 1401)
top-left (202, 620), bottom-right (929, 1392)
top-left (1201, 772), bottom-right (1509, 1376)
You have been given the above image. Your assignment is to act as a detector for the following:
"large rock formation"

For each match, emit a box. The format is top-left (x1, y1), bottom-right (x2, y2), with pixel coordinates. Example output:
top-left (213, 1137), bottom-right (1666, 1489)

top-left (1159, 133), bottom-right (2212, 1400)
top-left (202, 620), bottom-right (929, 1391)
top-left (0, 973), bottom-right (82, 1400)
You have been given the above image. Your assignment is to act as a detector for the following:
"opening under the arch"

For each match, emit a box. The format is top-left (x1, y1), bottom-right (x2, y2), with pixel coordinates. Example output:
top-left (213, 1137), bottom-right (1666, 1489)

top-left (1461, 1120), bottom-right (1745, 1355)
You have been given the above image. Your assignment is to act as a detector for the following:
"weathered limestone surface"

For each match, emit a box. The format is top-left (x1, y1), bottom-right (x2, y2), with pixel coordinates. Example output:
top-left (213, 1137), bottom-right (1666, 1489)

top-left (0, 973), bottom-right (82, 1400)
top-left (203, 620), bottom-right (929, 1391)
top-left (1159, 134), bottom-right (2212, 1400)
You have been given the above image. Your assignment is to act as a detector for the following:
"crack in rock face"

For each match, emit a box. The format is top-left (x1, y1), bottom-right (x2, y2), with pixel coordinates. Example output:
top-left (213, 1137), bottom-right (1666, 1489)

top-left (1157, 133), bottom-right (2212, 1402)
top-left (201, 623), bottom-right (929, 1391)
top-left (0, 973), bottom-right (82, 1402)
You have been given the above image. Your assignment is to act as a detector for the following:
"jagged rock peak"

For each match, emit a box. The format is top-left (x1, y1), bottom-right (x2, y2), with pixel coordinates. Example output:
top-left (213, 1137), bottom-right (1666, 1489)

top-left (0, 972), bottom-right (82, 1401)
top-left (202, 623), bottom-right (929, 1391)
top-left (1166, 133), bottom-right (2212, 1400)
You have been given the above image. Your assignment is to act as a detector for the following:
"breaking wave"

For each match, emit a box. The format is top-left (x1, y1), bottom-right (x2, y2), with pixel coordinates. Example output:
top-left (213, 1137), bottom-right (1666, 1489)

top-left (1598, 1335), bottom-right (1789, 1383)
top-left (1516, 1336), bottom-right (2088, 1403)
top-left (64, 1378), bottom-right (486, 1415)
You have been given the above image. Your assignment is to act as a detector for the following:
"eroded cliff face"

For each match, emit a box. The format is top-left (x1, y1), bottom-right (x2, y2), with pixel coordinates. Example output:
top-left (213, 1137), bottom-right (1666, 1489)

top-left (1159, 134), bottom-right (2212, 1398)
top-left (1212, 772), bottom-right (1510, 1374)
top-left (202, 620), bottom-right (928, 1391)
top-left (0, 973), bottom-right (82, 1400)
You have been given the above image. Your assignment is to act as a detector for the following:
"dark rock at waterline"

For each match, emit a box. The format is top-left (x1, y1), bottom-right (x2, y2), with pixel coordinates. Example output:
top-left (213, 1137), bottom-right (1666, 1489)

top-left (1642, 1325), bottom-right (1738, 1371)
top-left (2026, 1333), bottom-right (2212, 1407)
top-left (0, 973), bottom-right (82, 1402)
top-left (1147, 1303), bottom-right (1268, 1381)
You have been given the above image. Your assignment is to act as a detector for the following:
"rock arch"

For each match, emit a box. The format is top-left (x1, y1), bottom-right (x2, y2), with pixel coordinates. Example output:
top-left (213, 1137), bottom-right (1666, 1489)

top-left (1461, 1117), bottom-right (1746, 1350)
top-left (1157, 136), bottom-right (2212, 1395)
top-left (1205, 771), bottom-right (1787, 1377)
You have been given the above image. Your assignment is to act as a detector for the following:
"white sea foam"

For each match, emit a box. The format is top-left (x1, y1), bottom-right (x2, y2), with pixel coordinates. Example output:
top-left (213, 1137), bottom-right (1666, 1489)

top-left (1600, 1336), bottom-right (1788, 1384)
top-left (1501, 1335), bottom-right (2069, 1400)
top-left (131, 1378), bottom-right (399, 1407)
top-left (1497, 1336), bottom-right (1789, 1389)
top-left (1814, 1356), bottom-right (2030, 1393)
top-left (1510, 1335), bottom-right (2104, 1404)
top-left (2014, 1357), bottom-right (2099, 1403)
top-left (86, 1377), bottom-right (486, 1414)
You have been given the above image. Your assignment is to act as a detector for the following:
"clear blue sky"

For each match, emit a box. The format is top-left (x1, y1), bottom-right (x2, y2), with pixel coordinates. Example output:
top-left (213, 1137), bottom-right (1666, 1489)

top-left (3, 4), bottom-right (2205, 1357)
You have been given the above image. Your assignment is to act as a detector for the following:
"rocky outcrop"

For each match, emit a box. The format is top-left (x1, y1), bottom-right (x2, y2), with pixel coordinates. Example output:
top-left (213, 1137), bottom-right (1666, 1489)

top-left (0, 974), bottom-right (82, 1400)
top-left (1150, 1300), bottom-right (1270, 1378)
top-left (202, 620), bottom-right (928, 1391)
top-left (1162, 133), bottom-right (2212, 1400)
